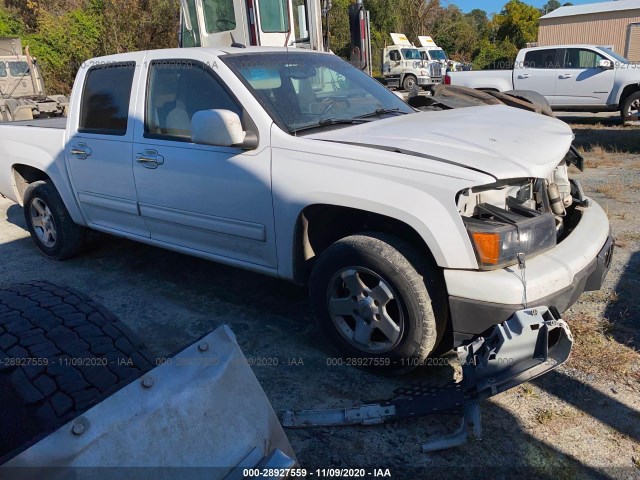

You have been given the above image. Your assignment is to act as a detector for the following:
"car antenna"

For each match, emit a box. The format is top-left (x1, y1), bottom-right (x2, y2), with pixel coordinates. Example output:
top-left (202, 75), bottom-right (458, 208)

top-left (229, 33), bottom-right (246, 48)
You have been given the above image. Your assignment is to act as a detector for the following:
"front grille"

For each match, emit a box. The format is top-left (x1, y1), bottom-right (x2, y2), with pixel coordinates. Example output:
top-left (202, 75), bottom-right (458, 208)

top-left (429, 63), bottom-right (442, 78)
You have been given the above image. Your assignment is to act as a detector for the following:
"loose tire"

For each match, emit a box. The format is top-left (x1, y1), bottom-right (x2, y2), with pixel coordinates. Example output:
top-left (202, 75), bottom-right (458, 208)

top-left (23, 180), bottom-right (86, 260)
top-left (621, 91), bottom-right (640, 123)
top-left (402, 75), bottom-right (417, 92)
top-left (0, 281), bottom-right (155, 463)
top-left (309, 233), bottom-right (448, 374)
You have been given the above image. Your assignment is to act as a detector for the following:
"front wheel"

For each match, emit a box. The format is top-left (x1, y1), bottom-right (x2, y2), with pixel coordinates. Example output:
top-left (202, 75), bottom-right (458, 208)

top-left (402, 75), bottom-right (417, 92)
top-left (309, 233), bottom-right (448, 374)
top-left (23, 181), bottom-right (86, 260)
top-left (621, 91), bottom-right (640, 123)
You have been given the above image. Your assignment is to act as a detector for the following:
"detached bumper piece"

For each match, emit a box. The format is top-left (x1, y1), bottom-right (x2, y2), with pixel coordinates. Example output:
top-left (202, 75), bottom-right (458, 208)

top-left (282, 307), bottom-right (573, 452)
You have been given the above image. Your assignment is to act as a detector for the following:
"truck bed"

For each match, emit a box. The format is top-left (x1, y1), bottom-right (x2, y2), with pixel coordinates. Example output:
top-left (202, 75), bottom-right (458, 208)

top-left (3, 117), bottom-right (67, 129)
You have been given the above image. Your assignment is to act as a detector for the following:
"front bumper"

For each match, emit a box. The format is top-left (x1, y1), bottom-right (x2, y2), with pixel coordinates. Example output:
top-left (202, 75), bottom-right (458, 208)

top-left (418, 76), bottom-right (441, 86)
top-left (445, 200), bottom-right (613, 344)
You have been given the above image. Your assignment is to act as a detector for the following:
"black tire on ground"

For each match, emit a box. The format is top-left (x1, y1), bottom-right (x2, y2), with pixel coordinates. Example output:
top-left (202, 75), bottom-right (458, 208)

top-left (621, 91), bottom-right (640, 123)
top-left (309, 233), bottom-right (448, 374)
top-left (23, 180), bottom-right (86, 260)
top-left (0, 281), bottom-right (156, 464)
top-left (402, 75), bottom-right (417, 92)
top-left (503, 89), bottom-right (554, 117)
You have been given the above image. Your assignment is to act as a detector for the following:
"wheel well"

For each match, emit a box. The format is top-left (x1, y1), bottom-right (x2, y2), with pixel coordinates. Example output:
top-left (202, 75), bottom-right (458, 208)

top-left (12, 164), bottom-right (50, 206)
top-left (619, 84), bottom-right (640, 108)
top-left (293, 204), bottom-right (435, 284)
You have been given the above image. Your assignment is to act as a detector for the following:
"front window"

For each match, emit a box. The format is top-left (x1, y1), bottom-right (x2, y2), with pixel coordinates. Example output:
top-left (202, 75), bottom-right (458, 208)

top-left (223, 52), bottom-right (414, 134)
top-left (429, 49), bottom-right (447, 61)
top-left (259, 0), bottom-right (289, 33)
top-left (401, 49), bottom-right (421, 60)
top-left (8, 61), bottom-right (29, 77)
top-left (564, 49), bottom-right (604, 69)
top-left (203, 0), bottom-right (236, 33)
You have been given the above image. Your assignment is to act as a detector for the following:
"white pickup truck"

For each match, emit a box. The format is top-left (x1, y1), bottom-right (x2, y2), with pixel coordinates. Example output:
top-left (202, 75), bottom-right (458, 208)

top-left (446, 44), bottom-right (640, 121)
top-left (0, 47), bottom-right (613, 372)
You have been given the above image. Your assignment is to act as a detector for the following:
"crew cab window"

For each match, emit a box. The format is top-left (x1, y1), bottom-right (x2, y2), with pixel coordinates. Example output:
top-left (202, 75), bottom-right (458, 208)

top-left (203, 0), bottom-right (236, 33)
top-left (523, 49), bottom-right (558, 69)
top-left (0, 62), bottom-right (6, 78)
top-left (563, 49), bottom-right (604, 69)
top-left (259, 0), bottom-right (289, 33)
top-left (145, 60), bottom-right (241, 141)
top-left (8, 61), bottom-right (29, 77)
top-left (79, 62), bottom-right (135, 136)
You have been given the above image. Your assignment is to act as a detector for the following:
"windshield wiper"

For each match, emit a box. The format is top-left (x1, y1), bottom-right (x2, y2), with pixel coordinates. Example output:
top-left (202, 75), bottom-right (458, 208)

top-left (291, 117), bottom-right (370, 134)
top-left (356, 108), bottom-right (408, 119)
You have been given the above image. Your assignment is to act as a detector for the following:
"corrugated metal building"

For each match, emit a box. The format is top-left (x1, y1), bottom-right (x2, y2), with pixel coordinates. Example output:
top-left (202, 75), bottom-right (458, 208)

top-left (538, 0), bottom-right (640, 61)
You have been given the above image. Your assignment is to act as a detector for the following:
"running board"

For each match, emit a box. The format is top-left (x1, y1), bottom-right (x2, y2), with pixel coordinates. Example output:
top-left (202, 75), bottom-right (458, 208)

top-left (282, 306), bottom-right (573, 452)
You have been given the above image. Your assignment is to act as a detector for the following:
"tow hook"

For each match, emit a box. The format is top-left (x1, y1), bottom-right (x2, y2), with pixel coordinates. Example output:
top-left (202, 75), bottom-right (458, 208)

top-left (282, 306), bottom-right (573, 452)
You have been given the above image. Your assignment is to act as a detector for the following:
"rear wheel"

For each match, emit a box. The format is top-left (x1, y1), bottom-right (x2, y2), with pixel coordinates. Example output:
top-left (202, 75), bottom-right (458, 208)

top-left (621, 91), bottom-right (640, 123)
top-left (23, 181), bottom-right (86, 260)
top-left (309, 233), bottom-right (448, 374)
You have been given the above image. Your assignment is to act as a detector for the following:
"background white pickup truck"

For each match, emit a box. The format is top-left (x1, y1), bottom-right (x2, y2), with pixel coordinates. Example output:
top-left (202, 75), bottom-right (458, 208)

top-left (446, 44), bottom-right (640, 122)
top-left (0, 47), bottom-right (614, 373)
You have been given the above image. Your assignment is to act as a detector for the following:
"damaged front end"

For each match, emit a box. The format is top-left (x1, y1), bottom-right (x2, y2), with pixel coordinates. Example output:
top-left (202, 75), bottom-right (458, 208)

top-left (282, 306), bottom-right (573, 452)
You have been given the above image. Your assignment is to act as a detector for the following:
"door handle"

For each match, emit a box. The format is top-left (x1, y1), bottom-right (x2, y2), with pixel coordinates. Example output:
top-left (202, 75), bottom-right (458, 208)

top-left (136, 150), bottom-right (164, 169)
top-left (559, 73), bottom-right (573, 79)
top-left (70, 143), bottom-right (92, 160)
top-left (519, 73), bottom-right (530, 79)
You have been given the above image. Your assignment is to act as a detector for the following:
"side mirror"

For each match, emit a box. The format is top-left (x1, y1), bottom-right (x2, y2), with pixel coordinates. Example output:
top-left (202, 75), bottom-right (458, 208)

top-left (191, 109), bottom-right (258, 150)
top-left (598, 59), bottom-right (613, 70)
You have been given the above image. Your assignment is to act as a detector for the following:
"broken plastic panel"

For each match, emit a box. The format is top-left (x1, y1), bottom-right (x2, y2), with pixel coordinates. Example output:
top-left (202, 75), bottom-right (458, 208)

top-left (282, 306), bottom-right (573, 452)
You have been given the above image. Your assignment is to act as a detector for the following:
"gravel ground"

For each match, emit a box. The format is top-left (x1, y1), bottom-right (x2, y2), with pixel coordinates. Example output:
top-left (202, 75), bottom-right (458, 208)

top-left (0, 112), bottom-right (638, 479)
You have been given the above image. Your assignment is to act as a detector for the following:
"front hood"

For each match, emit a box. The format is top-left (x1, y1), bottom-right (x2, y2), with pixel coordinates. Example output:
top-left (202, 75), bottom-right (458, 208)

top-left (307, 105), bottom-right (574, 180)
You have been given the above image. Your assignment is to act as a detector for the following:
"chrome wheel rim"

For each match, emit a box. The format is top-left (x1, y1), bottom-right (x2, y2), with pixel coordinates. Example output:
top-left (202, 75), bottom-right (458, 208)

top-left (628, 99), bottom-right (640, 118)
top-left (327, 267), bottom-right (404, 353)
top-left (30, 198), bottom-right (57, 248)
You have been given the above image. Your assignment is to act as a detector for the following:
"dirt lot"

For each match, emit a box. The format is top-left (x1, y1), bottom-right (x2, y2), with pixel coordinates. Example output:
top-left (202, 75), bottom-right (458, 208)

top-left (0, 112), bottom-right (639, 479)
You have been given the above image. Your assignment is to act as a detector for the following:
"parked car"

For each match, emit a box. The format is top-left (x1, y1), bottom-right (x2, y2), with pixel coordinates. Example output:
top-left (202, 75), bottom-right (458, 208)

top-left (0, 47), bottom-right (613, 373)
top-left (446, 44), bottom-right (640, 122)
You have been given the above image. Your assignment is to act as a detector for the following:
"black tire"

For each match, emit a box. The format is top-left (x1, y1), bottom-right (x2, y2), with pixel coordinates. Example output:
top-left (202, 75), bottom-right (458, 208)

top-left (402, 75), bottom-right (417, 92)
top-left (23, 180), bottom-right (86, 260)
top-left (0, 281), bottom-right (155, 463)
top-left (309, 233), bottom-right (448, 374)
top-left (621, 91), bottom-right (640, 123)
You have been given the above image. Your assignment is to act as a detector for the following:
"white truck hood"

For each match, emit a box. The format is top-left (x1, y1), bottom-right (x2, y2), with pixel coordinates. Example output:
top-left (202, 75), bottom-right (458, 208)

top-left (308, 105), bottom-right (574, 180)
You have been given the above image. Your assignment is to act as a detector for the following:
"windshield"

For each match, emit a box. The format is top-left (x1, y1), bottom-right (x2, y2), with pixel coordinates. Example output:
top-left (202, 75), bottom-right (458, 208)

top-left (429, 49), bottom-right (447, 61)
top-left (223, 52), bottom-right (414, 134)
top-left (8, 61), bottom-right (29, 77)
top-left (401, 49), bottom-right (422, 60)
top-left (598, 47), bottom-right (629, 64)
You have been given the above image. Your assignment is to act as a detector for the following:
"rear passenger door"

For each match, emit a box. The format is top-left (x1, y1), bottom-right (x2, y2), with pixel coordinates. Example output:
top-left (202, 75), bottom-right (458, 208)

top-left (131, 55), bottom-right (277, 269)
top-left (516, 48), bottom-right (560, 104)
top-left (65, 61), bottom-right (149, 237)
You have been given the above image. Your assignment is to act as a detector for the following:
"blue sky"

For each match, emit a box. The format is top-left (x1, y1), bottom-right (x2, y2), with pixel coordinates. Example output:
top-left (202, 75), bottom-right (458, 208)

top-left (451, 0), bottom-right (600, 15)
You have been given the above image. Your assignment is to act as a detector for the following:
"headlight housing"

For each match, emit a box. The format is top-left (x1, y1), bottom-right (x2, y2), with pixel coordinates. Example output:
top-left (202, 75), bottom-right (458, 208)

top-left (463, 206), bottom-right (557, 270)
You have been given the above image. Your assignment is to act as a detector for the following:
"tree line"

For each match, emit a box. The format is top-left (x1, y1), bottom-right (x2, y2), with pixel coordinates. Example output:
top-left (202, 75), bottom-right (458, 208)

top-left (0, 0), bottom-right (572, 93)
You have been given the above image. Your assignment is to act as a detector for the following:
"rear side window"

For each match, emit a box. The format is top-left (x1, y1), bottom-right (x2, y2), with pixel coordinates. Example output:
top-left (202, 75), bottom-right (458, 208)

top-left (0, 62), bottom-right (6, 78)
top-left (79, 62), bottom-right (135, 136)
top-left (523, 49), bottom-right (558, 69)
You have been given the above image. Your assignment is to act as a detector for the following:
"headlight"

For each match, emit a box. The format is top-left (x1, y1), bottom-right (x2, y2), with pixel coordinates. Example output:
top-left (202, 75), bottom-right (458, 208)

top-left (464, 210), bottom-right (556, 270)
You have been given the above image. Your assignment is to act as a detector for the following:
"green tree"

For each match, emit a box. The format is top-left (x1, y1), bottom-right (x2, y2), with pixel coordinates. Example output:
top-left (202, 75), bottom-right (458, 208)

top-left (493, 0), bottom-right (541, 48)
top-left (541, 0), bottom-right (561, 14)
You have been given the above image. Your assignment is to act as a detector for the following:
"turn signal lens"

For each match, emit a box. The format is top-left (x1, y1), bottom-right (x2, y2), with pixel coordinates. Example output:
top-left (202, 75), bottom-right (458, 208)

top-left (471, 232), bottom-right (501, 265)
